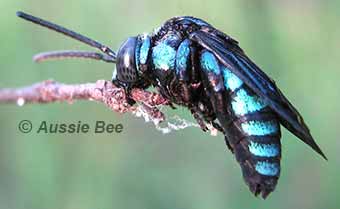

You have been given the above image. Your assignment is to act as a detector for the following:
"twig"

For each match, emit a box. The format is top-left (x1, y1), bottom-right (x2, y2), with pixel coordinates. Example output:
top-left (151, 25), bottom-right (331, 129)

top-left (0, 80), bottom-right (169, 122)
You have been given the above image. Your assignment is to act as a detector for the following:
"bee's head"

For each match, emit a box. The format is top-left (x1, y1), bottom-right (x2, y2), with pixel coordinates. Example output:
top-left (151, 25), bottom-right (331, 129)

top-left (113, 34), bottom-right (151, 88)
top-left (114, 36), bottom-right (140, 86)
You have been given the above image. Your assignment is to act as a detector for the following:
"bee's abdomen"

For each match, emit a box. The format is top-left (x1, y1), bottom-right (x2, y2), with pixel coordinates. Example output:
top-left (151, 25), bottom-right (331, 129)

top-left (222, 68), bottom-right (281, 198)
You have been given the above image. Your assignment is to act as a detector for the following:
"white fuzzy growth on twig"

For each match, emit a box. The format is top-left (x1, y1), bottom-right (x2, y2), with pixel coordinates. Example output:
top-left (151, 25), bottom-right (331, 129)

top-left (0, 79), bottom-right (218, 135)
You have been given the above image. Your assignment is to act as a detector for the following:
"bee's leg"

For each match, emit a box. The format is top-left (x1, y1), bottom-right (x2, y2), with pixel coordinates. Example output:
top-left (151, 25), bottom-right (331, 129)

top-left (195, 101), bottom-right (225, 134)
top-left (154, 84), bottom-right (176, 109)
top-left (112, 79), bottom-right (136, 106)
top-left (224, 135), bottom-right (234, 152)
top-left (179, 82), bottom-right (191, 103)
top-left (211, 121), bottom-right (224, 133)
top-left (167, 101), bottom-right (177, 109)
top-left (124, 88), bottom-right (137, 106)
top-left (167, 76), bottom-right (188, 106)
top-left (190, 106), bottom-right (208, 132)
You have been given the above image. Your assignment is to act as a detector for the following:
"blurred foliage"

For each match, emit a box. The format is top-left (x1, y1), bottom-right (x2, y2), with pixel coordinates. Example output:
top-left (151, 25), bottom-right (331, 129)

top-left (0, 0), bottom-right (339, 208)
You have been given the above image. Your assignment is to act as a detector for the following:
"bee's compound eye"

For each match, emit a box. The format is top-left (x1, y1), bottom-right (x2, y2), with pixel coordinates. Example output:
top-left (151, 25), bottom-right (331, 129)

top-left (116, 37), bottom-right (139, 83)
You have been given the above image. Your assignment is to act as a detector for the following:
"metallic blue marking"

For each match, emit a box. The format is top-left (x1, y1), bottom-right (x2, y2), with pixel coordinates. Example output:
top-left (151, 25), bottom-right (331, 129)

top-left (163, 33), bottom-right (181, 46)
top-left (139, 34), bottom-right (151, 65)
top-left (248, 141), bottom-right (279, 157)
top-left (152, 43), bottom-right (176, 71)
top-left (135, 38), bottom-right (142, 72)
top-left (241, 120), bottom-right (278, 136)
top-left (200, 51), bottom-right (220, 75)
top-left (255, 161), bottom-right (279, 176)
top-left (231, 88), bottom-right (266, 116)
top-left (175, 39), bottom-right (190, 74)
top-left (222, 67), bottom-right (243, 91)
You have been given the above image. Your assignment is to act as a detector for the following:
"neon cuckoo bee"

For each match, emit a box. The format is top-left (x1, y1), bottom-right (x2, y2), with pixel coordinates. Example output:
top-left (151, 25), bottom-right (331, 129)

top-left (17, 11), bottom-right (326, 198)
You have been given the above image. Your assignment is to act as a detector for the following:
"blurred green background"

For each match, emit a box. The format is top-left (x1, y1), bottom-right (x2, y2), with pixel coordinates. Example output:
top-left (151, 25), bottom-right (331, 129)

top-left (0, 0), bottom-right (339, 208)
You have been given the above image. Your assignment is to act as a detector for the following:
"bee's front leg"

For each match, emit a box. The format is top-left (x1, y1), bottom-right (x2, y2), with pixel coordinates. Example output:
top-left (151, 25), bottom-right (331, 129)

top-left (112, 79), bottom-right (136, 106)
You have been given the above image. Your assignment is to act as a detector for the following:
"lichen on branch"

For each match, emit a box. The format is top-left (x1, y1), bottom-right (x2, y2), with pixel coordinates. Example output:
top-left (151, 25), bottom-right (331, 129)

top-left (0, 80), bottom-right (169, 123)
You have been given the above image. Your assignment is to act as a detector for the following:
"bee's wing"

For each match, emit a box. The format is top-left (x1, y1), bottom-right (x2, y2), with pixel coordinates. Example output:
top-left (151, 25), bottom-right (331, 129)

top-left (190, 30), bottom-right (326, 160)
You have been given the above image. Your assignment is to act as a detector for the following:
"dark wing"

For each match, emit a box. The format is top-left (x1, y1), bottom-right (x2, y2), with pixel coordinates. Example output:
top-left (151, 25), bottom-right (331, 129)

top-left (190, 30), bottom-right (327, 160)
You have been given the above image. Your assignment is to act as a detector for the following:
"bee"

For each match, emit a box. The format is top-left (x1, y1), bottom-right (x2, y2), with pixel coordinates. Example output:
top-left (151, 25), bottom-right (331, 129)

top-left (17, 11), bottom-right (326, 198)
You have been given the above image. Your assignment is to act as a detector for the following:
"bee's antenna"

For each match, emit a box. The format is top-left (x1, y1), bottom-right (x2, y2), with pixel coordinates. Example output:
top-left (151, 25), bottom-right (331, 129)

top-left (33, 50), bottom-right (116, 63)
top-left (16, 11), bottom-right (117, 61)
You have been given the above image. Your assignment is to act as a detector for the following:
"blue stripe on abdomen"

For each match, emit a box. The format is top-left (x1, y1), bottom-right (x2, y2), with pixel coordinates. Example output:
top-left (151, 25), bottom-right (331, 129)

top-left (255, 161), bottom-right (279, 176)
top-left (200, 51), bottom-right (225, 92)
top-left (175, 39), bottom-right (190, 75)
top-left (248, 141), bottom-right (279, 157)
top-left (231, 89), bottom-right (266, 116)
top-left (218, 55), bottom-right (281, 181)
top-left (222, 68), bottom-right (267, 116)
top-left (222, 67), bottom-right (243, 91)
top-left (241, 120), bottom-right (279, 136)
top-left (200, 51), bottom-right (221, 75)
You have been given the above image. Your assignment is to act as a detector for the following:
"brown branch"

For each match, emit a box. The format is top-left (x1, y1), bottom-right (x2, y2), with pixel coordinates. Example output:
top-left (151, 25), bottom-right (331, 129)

top-left (0, 80), bottom-right (169, 122)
